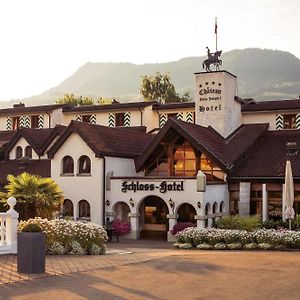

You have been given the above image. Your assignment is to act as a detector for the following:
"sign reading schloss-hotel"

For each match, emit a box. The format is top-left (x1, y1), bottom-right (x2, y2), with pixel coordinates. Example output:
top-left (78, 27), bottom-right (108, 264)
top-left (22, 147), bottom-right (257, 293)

top-left (198, 82), bottom-right (222, 112)
top-left (121, 181), bottom-right (184, 193)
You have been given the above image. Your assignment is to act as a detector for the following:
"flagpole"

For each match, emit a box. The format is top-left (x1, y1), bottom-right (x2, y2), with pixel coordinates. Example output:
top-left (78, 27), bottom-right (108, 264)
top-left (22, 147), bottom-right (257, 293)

top-left (215, 17), bottom-right (218, 52)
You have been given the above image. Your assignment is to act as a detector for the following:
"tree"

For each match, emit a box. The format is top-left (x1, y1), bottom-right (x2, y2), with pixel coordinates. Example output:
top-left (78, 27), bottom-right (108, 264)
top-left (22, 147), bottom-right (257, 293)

top-left (5, 173), bottom-right (64, 220)
top-left (56, 93), bottom-right (95, 105)
top-left (140, 72), bottom-right (191, 104)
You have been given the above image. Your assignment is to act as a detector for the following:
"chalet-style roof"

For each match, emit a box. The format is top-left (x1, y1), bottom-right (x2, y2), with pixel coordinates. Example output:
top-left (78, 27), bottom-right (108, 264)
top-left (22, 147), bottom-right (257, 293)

top-left (0, 104), bottom-right (69, 116)
top-left (229, 130), bottom-right (300, 180)
top-left (4, 126), bottom-right (66, 157)
top-left (48, 121), bottom-right (154, 159)
top-left (152, 102), bottom-right (195, 110)
top-left (135, 118), bottom-right (269, 172)
top-left (242, 99), bottom-right (300, 112)
top-left (225, 123), bottom-right (269, 167)
top-left (0, 160), bottom-right (51, 186)
top-left (62, 101), bottom-right (156, 113)
top-left (0, 130), bottom-right (16, 148)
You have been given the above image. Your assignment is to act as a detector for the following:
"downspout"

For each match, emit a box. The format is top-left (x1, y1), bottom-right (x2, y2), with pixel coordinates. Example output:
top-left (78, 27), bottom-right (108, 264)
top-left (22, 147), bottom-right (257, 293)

top-left (102, 156), bottom-right (106, 226)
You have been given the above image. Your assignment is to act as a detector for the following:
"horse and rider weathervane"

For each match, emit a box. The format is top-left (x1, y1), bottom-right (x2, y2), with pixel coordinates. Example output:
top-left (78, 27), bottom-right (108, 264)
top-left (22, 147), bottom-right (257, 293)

top-left (202, 17), bottom-right (222, 72)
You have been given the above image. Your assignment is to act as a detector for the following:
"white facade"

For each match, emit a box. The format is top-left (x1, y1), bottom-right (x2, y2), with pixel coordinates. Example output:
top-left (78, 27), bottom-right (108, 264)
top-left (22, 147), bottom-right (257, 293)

top-left (51, 133), bottom-right (104, 225)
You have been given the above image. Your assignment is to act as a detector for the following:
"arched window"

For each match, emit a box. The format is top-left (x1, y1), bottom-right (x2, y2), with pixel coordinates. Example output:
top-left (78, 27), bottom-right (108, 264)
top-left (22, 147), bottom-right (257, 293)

top-left (212, 202), bottom-right (218, 214)
top-left (63, 199), bottom-right (74, 217)
top-left (220, 201), bottom-right (224, 213)
top-left (25, 146), bottom-right (32, 158)
top-left (78, 200), bottom-right (91, 219)
top-left (177, 203), bottom-right (196, 223)
top-left (78, 155), bottom-right (91, 174)
top-left (62, 156), bottom-right (74, 174)
top-left (16, 146), bottom-right (22, 159)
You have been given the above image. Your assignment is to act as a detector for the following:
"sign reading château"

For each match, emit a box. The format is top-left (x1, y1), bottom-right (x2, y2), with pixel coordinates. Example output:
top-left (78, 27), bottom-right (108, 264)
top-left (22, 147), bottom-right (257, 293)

top-left (121, 181), bottom-right (184, 193)
top-left (198, 82), bottom-right (222, 112)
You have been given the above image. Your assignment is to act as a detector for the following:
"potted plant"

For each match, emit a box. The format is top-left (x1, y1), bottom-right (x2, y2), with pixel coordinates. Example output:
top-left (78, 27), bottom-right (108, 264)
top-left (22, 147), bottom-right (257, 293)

top-left (17, 223), bottom-right (46, 274)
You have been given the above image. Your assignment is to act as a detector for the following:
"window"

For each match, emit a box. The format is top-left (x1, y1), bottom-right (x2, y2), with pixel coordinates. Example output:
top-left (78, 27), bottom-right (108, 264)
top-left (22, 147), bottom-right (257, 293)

top-left (115, 113), bottom-right (125, 127)
top-left (167, 113), bottom-right (177, 119)
top-left (201, 153), bottom-right (224, 180)
top-left (25, 146), bottom-right (32, 158)
top-left (82, 115), bottom-right (92, 123)
top-left (31, 115), bottom-right (39, 128)
top-left (78, 200), bottom-right (91, 218)
top-left (78, 155), bottom-right (91, 174)
top-left (63, 199), bottom-right (74, 217)
top-left (13, 117), bottom-right (20, 130)
top-left (16, 146), bottom-right (22, 159)
top-left (283, 114), bottom-right (297, 129)
top-left (62, 156), bottom-right (74, 174)
top-left (174, 143), bottom-right (197, 176)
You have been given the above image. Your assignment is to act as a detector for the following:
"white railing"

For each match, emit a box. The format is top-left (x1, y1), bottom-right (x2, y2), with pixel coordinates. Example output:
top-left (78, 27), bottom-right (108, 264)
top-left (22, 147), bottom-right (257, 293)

top-left (0, 197), bottom-right (19, 254)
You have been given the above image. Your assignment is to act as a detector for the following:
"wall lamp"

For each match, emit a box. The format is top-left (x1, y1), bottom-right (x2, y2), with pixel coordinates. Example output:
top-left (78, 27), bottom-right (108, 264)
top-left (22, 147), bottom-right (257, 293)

top-left (129, 197), bottom-right (134, 207)
top-left (105, 199), bottom-right (110, 206)
top-left (169, 198), bottom-right (175, 208)
top-left (197, 201), bottom-right (201, 208)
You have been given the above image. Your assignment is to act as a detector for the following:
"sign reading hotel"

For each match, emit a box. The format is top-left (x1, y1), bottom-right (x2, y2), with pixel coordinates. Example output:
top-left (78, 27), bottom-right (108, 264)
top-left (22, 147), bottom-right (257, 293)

top-left (121, 181), bottom-right (184, 193)
top-left (198, 81), bottom-right (222, 113)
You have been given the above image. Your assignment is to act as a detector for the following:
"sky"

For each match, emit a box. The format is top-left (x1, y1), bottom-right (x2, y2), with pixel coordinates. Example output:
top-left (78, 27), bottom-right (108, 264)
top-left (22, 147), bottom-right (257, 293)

top-left (0, 0), bottom-right (299, 101)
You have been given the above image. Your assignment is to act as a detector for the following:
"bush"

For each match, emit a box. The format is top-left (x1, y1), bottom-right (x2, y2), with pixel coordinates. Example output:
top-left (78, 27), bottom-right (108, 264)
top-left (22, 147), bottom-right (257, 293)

top-left (171, 222), bottom-right (196, 235)
top-left (18, 218), bottom-right (108, 255)
top-left (215, 215), bottom-right (261, 231)
top-left (112, 219), bottom-right (131, 236)
top-left (174, 227), bottom-right (300, 250)
top-left (21, 223), bottom-right (42, 232)
top-left (196, 243), bottom-right (213, 250)
top-left (227, 243), bottom-right (243, 250)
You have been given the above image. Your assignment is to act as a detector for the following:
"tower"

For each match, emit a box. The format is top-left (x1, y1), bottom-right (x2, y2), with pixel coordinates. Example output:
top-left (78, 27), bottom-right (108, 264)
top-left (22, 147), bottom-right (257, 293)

top-left (194, 70), bottom-right (241, 137)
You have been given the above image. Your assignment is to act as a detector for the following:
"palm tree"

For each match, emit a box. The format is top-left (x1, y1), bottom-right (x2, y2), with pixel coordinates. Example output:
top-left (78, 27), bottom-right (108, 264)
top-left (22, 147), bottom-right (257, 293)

top-left (5, 172), bottom-right (64, 220)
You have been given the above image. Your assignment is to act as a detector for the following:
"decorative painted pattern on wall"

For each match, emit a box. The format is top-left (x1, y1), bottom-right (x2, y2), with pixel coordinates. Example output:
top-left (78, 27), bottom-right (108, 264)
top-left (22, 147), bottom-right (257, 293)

top-left (6, 117), bottom-right (12, 130)
top-left (76, 115), bottom-right (82, 122)
top-left (20, 115), bottom-right (30, 128)
top-left (108, 113), bottom-right (115, 127)
top-left (124, 112), bottom-right (131, 127)
top-left (38, 115), bottom-right (44, 128)
top-left (90, 114), bottom-right (97, 124)
top-left (296, 114), bottom-right (300, 129)
top-left (186, 111), bottom-right (194, 123)
top-left (159, 113), bottom-right (167, 128)
top-left (276, 114), bottom-right (283, 130)
top-left (176, 112), bottom-right (184, 121)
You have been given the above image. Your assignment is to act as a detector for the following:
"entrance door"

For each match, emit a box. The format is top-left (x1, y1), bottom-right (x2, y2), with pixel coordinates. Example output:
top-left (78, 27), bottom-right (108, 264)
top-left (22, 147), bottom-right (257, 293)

top-left (139, 196), bottom-right (169, 240)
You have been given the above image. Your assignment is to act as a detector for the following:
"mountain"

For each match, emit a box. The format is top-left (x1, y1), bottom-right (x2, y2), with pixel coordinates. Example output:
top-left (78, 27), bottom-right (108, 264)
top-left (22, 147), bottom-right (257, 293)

top-left (2, 48), bottom-right (300, 107)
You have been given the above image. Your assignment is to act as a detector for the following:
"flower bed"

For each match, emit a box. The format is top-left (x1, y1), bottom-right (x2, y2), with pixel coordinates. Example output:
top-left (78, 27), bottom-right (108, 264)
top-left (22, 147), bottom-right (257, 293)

top-left (18, 218), bottom-right (108, 255)
top-left (174, 227), bottom-right (300, 250)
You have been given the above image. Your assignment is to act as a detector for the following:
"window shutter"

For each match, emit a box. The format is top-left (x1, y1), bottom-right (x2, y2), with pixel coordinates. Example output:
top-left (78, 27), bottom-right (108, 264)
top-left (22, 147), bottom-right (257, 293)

top-left (108, 113), bottom-right (115, 127)
top-left (124, 112), bottom-right (131, 127)
top-left (6, 117), bottom-right (12, 130)
top-left (38, 115), bottom-right (44, 128)
top-left (159, 113), bottom-right (167, 128)
top-left (276, 114), bottom-right (283, 130)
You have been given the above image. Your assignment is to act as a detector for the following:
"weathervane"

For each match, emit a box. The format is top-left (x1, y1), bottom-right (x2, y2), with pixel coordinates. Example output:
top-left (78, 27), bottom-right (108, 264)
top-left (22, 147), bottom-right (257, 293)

top-left (202, 17), bottom-right (222, 72)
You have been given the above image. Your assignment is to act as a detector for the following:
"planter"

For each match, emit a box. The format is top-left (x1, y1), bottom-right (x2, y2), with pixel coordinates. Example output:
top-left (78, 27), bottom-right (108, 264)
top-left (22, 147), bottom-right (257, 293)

top-left (17, 232), bottom-right (46, 274)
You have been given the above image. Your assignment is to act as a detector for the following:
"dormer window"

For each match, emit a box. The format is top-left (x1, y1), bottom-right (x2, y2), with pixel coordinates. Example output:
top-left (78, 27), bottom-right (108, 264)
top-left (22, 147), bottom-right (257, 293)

top-left (31, 115), bottom-right (39, 128)
top-left (16, 146), bottom-right (22, 159)
top-left (13, 117), bottom-right (20, 130)
top-left (25, 146), bottom-right (32, 158)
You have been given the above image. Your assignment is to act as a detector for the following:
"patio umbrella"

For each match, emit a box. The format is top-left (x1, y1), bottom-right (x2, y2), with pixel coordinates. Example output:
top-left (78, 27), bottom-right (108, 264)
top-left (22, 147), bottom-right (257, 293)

top-left (284, 159), bottom-right (295, 230)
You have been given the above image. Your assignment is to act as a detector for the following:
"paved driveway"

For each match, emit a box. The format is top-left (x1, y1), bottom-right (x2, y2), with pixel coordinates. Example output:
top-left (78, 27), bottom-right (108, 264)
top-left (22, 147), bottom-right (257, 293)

top-left (0, 240), bottom-right (299, 300)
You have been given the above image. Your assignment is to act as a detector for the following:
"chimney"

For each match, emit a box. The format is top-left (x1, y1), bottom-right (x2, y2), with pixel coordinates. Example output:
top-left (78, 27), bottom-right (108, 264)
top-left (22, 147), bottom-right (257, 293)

top-left (13, 102), bottom-right (25, 108)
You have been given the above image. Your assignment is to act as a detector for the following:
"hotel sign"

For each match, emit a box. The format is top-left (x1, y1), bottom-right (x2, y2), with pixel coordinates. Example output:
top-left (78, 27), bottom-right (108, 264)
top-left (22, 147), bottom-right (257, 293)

top-left (121, 181), bottom-right (184, 193)
top-left (198, 81), bottom-right (222, 112)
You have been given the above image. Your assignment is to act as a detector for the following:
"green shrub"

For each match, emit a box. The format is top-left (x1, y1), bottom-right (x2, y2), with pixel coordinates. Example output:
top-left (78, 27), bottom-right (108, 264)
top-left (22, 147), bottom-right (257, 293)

top-left (21, 223), bottom-right (42, 232)
top-left (215, 215), bottom-right (261, 231)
